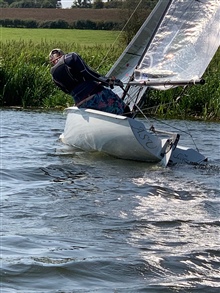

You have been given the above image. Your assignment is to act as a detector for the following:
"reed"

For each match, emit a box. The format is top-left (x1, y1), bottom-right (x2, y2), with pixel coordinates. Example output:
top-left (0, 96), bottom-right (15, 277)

top-left (145, 48), bottom-right (220, 121)
top-left (0, 39), bottom-right (123, 108)
top-left (0, 39), bottom-right (219, 120)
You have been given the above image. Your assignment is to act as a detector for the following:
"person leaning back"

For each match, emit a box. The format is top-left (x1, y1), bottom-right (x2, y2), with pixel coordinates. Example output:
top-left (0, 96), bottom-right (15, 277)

top-left (49, 48), bottom-right (130, 116)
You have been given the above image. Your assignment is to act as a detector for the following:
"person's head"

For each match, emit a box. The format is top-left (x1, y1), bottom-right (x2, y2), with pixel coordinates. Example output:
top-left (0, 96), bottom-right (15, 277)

top-left (49, 48), bottom-right (64, 65)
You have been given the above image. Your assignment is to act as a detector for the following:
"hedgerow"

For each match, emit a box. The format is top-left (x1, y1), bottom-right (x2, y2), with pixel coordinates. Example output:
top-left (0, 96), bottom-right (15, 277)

top-left (0, 18), bottom-right (120, 30)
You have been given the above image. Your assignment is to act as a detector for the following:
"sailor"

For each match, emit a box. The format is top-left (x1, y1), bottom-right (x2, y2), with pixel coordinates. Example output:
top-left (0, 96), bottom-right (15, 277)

top-left (49, 48), bottom-right (129, 115)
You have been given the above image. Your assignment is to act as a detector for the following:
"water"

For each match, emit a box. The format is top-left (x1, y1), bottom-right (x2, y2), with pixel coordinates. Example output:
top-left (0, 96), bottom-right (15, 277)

top-left (1, 109), bottom-right (220, 293)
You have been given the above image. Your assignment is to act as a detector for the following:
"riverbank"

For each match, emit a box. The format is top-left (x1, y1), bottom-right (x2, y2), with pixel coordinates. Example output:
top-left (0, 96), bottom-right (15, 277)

top-left (0, 33), bottom-right (219, 121)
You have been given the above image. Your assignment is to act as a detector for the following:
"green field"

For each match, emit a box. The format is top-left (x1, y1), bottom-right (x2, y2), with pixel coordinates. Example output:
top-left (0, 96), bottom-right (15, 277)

top-left (1, 27), bottom-right (121, 46)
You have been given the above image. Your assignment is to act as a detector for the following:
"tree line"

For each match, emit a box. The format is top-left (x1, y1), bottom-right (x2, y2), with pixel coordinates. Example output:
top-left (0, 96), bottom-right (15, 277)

top-left (0, 1), bottom-right (158, 43)
top-left (0, 18), bottom-right (119, 30)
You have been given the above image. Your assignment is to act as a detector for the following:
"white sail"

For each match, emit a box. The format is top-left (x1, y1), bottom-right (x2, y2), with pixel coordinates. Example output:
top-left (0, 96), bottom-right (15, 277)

top-left (60, 0), bottom-right (209, 165)
top-left (134, 0), bottom-right (220, 89)
top-left (107, 0), bottom-right (172, 110)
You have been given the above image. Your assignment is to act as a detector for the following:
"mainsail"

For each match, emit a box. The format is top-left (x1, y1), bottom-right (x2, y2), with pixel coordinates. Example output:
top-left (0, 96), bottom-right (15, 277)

top-left (107, 0), bottom-right (172, 111)
top-left (109, 0), bottom-right (220, 112)
top-left (135, 0), bottom-right (220, 87)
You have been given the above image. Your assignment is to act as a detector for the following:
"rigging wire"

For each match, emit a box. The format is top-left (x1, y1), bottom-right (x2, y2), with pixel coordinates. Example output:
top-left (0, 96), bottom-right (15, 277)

top-left (96, 0), bottom-right (144, 71)
top-left (119, 73), bottom-right (202, 153)
top-left (140, 85), bottom-right (200, 152)
top-left (124, 83), bottom-right (200, 152)
top-left (96, 0), bottom-right (203, 153)
top-left (141, 85), bottom-right (188, 114)
top-left (148, 116), bottom-right (200, 152)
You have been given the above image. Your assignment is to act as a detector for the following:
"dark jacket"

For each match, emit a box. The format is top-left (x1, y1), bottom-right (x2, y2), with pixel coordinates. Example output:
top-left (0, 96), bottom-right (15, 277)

top-left (50, 52), bottom-right (109, 104)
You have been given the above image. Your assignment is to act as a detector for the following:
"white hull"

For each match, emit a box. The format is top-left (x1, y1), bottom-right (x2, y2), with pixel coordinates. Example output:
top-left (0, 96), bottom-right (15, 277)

top-left (60, 107), bottom-right (206, 166)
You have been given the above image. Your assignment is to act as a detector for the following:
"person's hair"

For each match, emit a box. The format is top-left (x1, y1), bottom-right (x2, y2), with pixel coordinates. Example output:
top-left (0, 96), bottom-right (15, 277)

top-left (49, 48), bottom-right (64, 61)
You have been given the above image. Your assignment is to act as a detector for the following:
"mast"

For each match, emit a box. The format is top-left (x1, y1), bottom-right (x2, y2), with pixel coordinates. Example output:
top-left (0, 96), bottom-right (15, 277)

top-left (135, 1), bottom-right (173, 70)
top-left (107, 0), bottom-right (173, 116)
top-left (108, 0), bottom-right (172, 78)
top-left (128, 0), bottom-right (173, 115)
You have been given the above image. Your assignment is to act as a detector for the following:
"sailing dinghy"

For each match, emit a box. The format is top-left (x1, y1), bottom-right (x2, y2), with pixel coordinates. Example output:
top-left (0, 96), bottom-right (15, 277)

top-left (60, 0), bottom-right (220, 166)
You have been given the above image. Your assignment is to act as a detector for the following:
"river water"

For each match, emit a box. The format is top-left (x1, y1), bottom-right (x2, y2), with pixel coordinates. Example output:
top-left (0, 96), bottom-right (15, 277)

top-left (1, 109), bottom-right (220, 293)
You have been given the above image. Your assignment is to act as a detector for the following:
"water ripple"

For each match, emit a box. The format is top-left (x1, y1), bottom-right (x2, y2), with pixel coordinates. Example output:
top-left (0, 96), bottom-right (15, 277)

top-left (1, 110), bottom-right (220, 292)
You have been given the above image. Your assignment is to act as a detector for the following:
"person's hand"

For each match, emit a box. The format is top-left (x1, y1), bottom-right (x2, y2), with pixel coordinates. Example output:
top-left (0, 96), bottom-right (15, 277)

top-left (114, 79), bottom-right (123, 88)
top-left (108, 77), bottom-right (123, 89)
top-left (108, 77), bottom-right (115, 89)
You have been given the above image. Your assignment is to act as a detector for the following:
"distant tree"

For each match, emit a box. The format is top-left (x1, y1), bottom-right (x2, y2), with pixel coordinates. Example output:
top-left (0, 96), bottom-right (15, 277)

top-left (56, 0), bottom-right (62, 8)
top-left (121, 0), bottom-right (158, 44)
top-left (73, 0), bottom-right (92, 8)
top-left (4, 0), bottom-right (14, 5)
top-left (7, 0), bottom-right (58, 8)
top-left (93, 0), bottom-right (104, 9)
top-left (104, 0), bottom-right (123, 9)
top-left (9, 0), bottom-right (39, 8)
top-left (40, 0), bottom-right (57, 8)
top-left (0, 0), bottom-right (9, 7)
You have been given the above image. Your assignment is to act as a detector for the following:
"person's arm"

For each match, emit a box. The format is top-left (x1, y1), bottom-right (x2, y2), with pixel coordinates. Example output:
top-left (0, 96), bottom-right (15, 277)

top-left (72, 53), bottom-right (109, 86)
top-left (65, 52), bottom-right (124, 88)
top-left (66, 53), bottom-right (110, 86)
top-left (75, 53), bottom-right (124, 88)
top-left (53, 79), bottom-right (70, 94)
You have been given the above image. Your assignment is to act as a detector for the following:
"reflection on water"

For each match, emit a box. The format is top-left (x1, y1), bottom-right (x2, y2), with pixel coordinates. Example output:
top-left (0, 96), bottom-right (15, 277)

top-left (1, 109), bottom-right (220, 292)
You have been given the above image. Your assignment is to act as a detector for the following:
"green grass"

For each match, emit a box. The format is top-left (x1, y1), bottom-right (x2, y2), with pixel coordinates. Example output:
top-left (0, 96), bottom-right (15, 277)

top-left (0, 33), bottom-right (124, 109)
top-left (0, 27), bottom-right (121, 46)
top-left (0, 27), bottom-right (219, 120)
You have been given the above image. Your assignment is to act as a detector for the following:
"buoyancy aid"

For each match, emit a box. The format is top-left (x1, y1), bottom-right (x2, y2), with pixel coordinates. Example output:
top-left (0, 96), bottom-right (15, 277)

top-left (50, 54), bottom-right (105, 104)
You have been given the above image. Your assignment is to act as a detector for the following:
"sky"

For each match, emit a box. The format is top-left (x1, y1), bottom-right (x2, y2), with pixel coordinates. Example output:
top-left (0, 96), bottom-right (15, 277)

top-left (61, 1), bottom-right (108, 8)
top-left (61, 1), bottom-right (73, 8)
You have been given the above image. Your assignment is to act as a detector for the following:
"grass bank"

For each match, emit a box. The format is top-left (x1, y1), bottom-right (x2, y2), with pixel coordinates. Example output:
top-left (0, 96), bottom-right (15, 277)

top-left (0, 30), bottom-right (124, 108)
top-left (0, 28), bottom-right (219, 120)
